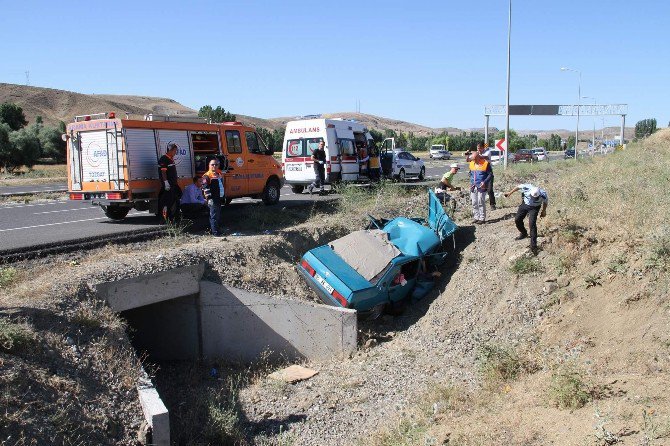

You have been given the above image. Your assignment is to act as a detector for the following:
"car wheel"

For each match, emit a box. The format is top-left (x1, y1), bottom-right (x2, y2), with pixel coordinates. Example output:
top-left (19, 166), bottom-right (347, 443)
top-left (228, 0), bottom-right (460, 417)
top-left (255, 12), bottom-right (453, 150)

top-left (418, 167), bottom-right (425, 181)
top-left (399, 169), bottom-right (406, 182)
top-left (103, 205), bottom-right (129, 220)
top-left (262, 178), bottom-right (280, 205)
top-left (291, 185), bottom-right (304, 194)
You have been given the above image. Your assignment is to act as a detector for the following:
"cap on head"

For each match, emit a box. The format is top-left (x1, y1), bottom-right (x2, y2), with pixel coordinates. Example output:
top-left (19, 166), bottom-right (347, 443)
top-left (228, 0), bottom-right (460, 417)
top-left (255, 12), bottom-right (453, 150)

top-left (167, 143), bottom-right (178, 152)
top-left (530, 186), bottom-right (541, 197)
top-left (450, 163), bottom-right (459, 169)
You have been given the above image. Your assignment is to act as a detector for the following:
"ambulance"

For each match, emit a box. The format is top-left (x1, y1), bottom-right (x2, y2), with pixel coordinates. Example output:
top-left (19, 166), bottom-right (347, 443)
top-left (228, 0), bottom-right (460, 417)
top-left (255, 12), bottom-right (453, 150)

top-left (281, 118), bottom-right (377, 193)
top-left (65, 112), bottom-right (283, 220)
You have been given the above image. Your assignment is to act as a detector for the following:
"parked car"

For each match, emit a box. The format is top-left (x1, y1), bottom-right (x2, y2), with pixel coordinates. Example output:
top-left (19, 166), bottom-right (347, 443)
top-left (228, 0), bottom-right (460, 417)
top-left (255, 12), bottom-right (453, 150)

top-left (532, 147), bottom-right (548, 161)
top-left (381, 149), bottom-right (426, 181)
top-left (297, 190), bottom-right (458, 313)
top-left (564, 148), bottom-right (576, 159)
top-left (429, 145), bottom-right (452, 160)
top-left (488, 149), bottom-right (503, 165)
top-left (513, 149), bottom-right (537, 163)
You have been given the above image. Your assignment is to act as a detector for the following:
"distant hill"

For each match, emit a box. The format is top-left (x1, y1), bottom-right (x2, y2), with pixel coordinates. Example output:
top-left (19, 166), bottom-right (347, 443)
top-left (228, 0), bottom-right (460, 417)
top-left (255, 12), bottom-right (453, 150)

top-left (0, 83), bottom-right (632, 139)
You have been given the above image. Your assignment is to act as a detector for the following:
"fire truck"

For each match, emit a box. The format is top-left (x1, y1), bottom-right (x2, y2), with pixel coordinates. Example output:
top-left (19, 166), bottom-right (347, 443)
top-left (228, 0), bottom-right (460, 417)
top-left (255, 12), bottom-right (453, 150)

top-left (65, 113), bottom-right (283, 219)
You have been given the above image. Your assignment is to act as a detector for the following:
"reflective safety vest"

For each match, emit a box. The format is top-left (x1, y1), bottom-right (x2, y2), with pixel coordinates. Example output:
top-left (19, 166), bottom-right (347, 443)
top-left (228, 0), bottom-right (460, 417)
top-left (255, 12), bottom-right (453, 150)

top-left (469, 159), bottom-right (489, 191)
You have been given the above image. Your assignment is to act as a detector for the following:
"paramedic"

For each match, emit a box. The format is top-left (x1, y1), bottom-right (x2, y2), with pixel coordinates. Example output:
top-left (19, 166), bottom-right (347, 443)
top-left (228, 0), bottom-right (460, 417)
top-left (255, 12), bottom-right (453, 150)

top-left (308, 141), bottom-right (327, 194)
top-left (468, 152), bottom-right (492, 224)
top-left (504, 183), bottom-right (549, 254)
top-left (368, 142), bottom-right (381, 180)
top-left (357, 142), bottom-right (369, 176)
top-left (158, 143), bottom-right (181, 222)
top-left (202, 159), bottom-right (225, 236)
top-left (180, 176), bottom-right (207, 218)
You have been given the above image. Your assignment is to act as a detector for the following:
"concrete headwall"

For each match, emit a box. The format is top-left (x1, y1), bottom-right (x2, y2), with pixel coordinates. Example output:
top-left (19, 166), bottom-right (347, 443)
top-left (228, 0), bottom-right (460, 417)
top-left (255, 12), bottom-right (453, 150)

top-left (95, 264), bottom-right (205, 312)
top-left (200, 281), bottom-right (357, 362)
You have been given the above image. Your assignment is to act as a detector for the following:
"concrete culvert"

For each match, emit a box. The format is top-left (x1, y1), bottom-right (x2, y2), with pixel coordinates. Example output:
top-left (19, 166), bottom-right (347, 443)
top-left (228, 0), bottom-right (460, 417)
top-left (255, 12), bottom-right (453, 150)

top-left (95, 263), bottom-right (358, 444)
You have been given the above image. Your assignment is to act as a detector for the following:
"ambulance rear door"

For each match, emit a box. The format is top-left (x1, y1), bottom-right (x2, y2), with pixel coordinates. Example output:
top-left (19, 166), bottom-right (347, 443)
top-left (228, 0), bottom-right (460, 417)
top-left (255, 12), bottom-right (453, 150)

top-left (335, 125), bottom-right (358, 181)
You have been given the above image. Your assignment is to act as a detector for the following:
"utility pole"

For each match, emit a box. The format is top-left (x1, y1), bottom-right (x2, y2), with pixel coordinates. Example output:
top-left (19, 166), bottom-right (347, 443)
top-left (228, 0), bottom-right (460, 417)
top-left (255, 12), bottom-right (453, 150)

top-left (503, 0), bottom-right (512, 170)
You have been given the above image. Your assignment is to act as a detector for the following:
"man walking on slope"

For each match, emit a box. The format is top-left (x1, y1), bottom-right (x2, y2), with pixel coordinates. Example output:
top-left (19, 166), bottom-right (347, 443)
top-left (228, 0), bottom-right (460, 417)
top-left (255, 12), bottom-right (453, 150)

top-left (468, 152), bottom-right (492, 224)
top-left (504, 183), bottom-right (549, 254)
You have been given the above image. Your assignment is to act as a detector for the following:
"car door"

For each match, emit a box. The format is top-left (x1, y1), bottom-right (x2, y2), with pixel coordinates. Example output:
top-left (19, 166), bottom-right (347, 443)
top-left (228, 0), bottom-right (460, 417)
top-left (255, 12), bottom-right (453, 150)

top-left (408, 153), bottom-right (420, 175)
top-left (222, 129), bottom-right (248, 197)
top-left (244, 130), bottom-right (270, 194)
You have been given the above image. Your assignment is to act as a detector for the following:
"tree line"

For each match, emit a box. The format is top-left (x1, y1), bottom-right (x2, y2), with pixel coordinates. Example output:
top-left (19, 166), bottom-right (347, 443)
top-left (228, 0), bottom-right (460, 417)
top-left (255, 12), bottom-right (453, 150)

top-left (0, 103), bottom-right (66, 173)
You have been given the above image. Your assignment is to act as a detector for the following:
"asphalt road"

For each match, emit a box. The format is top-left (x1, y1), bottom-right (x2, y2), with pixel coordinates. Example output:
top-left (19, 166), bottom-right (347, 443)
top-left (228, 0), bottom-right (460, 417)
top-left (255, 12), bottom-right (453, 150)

top-left (0, 184), bottom-right (337, 251)
top-left (0, 183), bottom-right (68, 196)
top-left (0, 151), bottom-right (594, 251)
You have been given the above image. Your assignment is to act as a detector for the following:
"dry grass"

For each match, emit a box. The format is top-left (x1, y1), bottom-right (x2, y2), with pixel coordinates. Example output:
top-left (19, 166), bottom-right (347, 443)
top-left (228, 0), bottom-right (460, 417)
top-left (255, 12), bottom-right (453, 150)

top-left (0, 164), bottom-right (67, 185)
top-left (498, 130), bottom-right (670, 282)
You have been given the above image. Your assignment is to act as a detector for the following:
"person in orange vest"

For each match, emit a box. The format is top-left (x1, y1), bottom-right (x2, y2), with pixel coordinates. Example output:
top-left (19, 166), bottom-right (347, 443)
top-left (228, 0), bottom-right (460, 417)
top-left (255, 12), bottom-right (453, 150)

top-left (201, 158), bottom-right (225, 236)
top-left (468, 151), bottom-right (492, 224)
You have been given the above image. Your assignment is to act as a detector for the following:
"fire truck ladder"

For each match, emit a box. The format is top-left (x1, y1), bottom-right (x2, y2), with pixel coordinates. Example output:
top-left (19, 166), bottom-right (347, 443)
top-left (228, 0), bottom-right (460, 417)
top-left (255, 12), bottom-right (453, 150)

top-left (106, 123), bottom-right (126, 190)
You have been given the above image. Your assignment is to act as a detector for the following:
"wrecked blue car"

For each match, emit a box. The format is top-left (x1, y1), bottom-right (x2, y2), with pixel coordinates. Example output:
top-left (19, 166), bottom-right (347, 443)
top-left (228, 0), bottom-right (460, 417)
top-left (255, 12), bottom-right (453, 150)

top-left (297, 190), bottom-right (458, 312)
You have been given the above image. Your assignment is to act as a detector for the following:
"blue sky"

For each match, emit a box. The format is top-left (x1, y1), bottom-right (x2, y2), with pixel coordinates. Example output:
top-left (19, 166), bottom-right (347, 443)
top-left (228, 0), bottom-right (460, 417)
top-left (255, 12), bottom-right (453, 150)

top-left (1, 0), bottom-right (668, 131)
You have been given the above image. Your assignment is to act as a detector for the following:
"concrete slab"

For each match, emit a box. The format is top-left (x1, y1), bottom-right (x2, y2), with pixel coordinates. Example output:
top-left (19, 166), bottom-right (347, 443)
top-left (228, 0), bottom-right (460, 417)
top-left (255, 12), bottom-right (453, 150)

top-left (138, 384), bottom-right (170, 446)
top-left (95, 263), bottom-right (205, 312)
top-left (199, 281), bottom-right (357, 362)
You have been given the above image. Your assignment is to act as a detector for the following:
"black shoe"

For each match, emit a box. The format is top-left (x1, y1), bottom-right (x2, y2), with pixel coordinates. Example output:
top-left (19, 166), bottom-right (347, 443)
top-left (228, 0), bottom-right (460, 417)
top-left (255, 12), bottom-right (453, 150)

top-left (491, 205), bottom-right (497, 210)
top-left (530, 246), bottom-right (539, 255)
top-left (514, 234), bottom-right (528, 240)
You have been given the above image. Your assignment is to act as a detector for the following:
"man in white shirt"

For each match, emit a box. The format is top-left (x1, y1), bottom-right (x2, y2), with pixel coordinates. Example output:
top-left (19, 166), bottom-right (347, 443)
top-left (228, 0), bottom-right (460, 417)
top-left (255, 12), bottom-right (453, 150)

top-left (180, 176), bottom-right (207, 218)
top-left (504, 183), bottom-right (549, 254)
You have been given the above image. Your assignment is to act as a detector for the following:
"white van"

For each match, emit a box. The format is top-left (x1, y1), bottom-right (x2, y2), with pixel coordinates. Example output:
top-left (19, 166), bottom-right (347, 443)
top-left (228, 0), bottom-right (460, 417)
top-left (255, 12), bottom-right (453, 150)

top-left (282, 118), bottom-right (375, 193)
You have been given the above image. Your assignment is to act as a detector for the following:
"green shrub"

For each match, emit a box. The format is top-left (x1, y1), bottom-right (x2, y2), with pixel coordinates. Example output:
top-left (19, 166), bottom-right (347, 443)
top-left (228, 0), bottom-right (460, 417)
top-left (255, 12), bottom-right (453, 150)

top-left (0, 317), bottom-right (35, 353)
top-left (548, 368), bottom-right (591, 410)
top-left (477, 344), bottom-right (522, 383)
top-left (510, 256), bottom-right (543, 274)
top-left (0, 267), bottom-right (17, 288)
top-left (647, 231), bottom-right (670, 271)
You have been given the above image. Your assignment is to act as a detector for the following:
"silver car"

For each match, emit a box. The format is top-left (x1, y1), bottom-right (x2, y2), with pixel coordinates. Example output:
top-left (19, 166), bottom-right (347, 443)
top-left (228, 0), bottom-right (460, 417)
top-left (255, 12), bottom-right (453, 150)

top-left (429, 147), bottom-right (452, 160)
top-left (385, 149), bottom-right (426, 182)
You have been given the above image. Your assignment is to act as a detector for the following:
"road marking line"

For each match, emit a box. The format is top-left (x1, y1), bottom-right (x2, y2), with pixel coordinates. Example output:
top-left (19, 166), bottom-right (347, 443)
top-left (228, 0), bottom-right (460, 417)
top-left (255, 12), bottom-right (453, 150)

top-left (1, 201), bottom-right (69, 209)
top-left (0, 217), bottom-right (107, 233)
top-left (33, 207), bottom-right (96, 215)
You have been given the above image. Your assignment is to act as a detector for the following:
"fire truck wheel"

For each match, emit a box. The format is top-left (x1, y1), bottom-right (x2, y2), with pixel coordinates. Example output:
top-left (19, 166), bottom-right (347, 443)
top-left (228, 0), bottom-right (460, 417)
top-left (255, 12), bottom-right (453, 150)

top-left (291, 185), bottom-right (305, 194)
top-left (262, 178), bottom-right (281, 205)
top-left (103, 205), bottom-right (130, 220)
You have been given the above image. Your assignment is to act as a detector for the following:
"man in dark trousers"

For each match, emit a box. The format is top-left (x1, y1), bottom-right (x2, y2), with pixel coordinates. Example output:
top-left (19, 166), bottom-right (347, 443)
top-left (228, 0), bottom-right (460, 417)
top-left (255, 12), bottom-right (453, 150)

top-left (308, 140), bottom-right (327, 194)
top-left (504, 183), bottom-right (549, 254)
top-left (158, 143), bottom-right (181, 222)
top-left (201, 158), bottom-right (225, 236)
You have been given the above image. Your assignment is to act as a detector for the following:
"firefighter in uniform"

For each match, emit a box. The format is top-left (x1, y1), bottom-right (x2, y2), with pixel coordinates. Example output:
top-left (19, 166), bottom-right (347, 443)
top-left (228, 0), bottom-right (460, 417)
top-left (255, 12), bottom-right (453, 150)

top-left (158, 143), bottom-right (181, 222)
